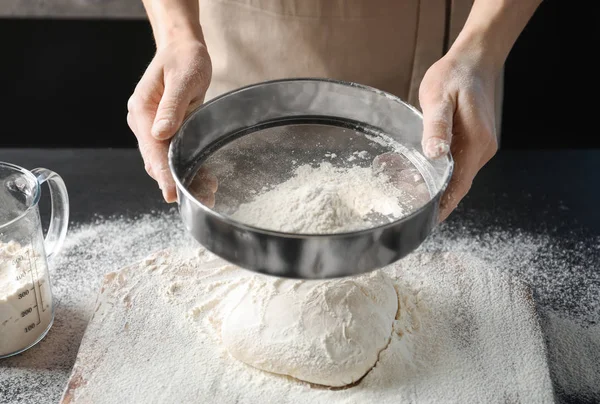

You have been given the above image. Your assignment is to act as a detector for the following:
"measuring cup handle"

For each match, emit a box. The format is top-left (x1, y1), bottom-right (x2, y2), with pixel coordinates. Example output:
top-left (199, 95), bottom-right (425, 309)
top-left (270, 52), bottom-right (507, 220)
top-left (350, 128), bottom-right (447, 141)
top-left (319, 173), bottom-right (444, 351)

top-left (31, 168), bottom-right (70, 261)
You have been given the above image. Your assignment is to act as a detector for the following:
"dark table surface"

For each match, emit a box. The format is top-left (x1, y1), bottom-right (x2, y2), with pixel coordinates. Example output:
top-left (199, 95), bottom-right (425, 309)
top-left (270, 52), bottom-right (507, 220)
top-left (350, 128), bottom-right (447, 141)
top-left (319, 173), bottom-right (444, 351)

top-left (0, 148), bottom-right (598, 403)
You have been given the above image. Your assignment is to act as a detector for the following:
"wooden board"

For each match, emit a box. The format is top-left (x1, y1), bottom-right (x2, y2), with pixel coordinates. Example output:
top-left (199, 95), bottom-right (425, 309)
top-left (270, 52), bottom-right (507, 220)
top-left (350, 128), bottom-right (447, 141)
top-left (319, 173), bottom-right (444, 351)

top-left (60, 249), bottom-right (555, 403)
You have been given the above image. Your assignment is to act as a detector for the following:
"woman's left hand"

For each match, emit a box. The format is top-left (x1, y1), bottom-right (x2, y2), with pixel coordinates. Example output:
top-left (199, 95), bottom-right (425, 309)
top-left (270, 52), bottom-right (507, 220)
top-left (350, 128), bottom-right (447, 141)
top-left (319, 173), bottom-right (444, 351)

top-left (419, 46), bottom-right (499, 222)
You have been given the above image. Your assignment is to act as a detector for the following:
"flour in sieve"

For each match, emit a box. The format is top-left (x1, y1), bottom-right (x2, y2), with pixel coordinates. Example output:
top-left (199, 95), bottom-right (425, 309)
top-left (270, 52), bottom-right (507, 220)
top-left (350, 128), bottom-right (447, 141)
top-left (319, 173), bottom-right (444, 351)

top-left (229, 161), bottom-right (418, 233)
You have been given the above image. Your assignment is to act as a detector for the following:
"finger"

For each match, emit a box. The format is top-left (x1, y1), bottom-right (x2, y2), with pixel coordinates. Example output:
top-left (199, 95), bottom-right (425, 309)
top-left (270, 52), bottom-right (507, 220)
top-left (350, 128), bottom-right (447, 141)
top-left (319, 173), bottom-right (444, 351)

top-left (438, 149), bottom-right (476, 222)
top-left (127, 64), bottom-right (162, 173)
top-left (128, 68), bottom-right (179, 202)
top-left (151, 75), bottom-right (194, 140)
top-left (419, 90), bottom-right (455, 160)
top-left (196, 166), bottom-right (218, 193)
top-left (130, 104), bottom-right (177, 203)
top-left (462, 90), bottom-right (498, 171)
top-left (156, 159), bottom-right (177, 203)
top-left (186, 97), bottom-right (205, 117)
top-left (437, 105), bottom-right (490, 222)
top-left (478, 133), bottom-right (498, 170)
top-left (137, 134), bottom-right (176, 202)
top-left (127, 112), bottom-right (155, 178)
top-left (189, 167), bottom-right (218, 206)
top-left (192, 187), bottom-right (216, 208)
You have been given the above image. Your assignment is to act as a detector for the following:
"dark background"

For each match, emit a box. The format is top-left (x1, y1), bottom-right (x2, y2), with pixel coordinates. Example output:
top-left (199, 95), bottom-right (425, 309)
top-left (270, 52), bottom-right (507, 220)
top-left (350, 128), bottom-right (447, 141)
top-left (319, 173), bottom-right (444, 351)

top-left (0, 0), bottom-right (597, 149)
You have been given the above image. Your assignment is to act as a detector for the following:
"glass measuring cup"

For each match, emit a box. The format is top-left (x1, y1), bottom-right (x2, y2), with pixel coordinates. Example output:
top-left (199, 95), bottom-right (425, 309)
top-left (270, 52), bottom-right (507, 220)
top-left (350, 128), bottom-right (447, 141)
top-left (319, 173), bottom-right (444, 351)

top-left (0, 162), bottom-right (69, 358)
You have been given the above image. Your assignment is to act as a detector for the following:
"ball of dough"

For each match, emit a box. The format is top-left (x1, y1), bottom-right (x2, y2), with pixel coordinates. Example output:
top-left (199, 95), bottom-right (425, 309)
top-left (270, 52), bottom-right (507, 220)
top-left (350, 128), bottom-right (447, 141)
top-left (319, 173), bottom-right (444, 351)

top-left (221, 270), bottom-right (398, 387)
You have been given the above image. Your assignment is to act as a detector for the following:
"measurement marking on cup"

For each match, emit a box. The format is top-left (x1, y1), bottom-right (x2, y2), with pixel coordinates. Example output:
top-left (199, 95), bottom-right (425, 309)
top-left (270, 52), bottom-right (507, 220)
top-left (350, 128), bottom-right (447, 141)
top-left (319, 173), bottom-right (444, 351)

top-left (26, 245), bottom-right (42, 325)
top-left (32, 245), bottom-right (45, 312)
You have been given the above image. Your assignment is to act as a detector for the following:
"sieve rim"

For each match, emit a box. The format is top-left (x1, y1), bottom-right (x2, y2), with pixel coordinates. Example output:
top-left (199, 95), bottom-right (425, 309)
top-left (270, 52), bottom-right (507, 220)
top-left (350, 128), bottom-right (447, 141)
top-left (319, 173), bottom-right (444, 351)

top-left (168, 77), bottom-right (454, 239)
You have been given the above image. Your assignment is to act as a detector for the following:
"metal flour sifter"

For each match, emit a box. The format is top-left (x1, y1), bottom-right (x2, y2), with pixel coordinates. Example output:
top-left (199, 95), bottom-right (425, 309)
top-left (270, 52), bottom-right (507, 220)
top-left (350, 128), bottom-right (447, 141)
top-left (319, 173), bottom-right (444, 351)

top-left (168, 78), bottom-right (453, 279)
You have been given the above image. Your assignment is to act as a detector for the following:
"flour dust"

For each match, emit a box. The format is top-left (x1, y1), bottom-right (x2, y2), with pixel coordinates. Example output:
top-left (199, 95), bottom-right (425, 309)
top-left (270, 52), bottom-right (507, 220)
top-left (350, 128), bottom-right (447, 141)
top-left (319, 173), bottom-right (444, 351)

top-left (0, 209), bottom-right (598, 403)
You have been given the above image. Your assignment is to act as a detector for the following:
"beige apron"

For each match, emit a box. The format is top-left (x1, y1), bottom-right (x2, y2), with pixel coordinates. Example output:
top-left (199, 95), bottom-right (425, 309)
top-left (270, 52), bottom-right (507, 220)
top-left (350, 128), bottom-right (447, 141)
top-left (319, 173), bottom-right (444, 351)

top-left (200, 0), bottom-right (503, 138)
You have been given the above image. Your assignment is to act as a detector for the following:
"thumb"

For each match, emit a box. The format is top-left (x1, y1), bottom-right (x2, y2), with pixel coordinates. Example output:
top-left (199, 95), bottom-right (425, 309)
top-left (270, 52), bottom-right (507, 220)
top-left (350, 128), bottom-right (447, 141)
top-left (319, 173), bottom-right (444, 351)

top-left (151, 81), bottom-right (189, 140)
top-left (420, 93), bottom-right (454, 160)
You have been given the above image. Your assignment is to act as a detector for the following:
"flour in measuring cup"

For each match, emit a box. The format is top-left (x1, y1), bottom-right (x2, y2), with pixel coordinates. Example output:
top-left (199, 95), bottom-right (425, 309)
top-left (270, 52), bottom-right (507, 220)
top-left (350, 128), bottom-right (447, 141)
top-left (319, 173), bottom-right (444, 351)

top-left (0, 241), bottom-right (53, 357)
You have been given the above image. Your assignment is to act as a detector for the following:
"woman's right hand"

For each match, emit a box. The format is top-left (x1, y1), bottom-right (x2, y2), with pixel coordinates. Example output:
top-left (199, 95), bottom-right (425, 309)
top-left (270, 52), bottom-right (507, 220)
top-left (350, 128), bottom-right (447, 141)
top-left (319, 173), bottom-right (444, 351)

top-left (127, 39), bottom-right (212, 203)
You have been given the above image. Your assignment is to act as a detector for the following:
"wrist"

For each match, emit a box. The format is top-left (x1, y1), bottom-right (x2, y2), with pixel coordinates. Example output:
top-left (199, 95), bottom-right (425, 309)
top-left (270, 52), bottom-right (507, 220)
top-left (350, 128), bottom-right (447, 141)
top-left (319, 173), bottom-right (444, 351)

top-left (448, 0), bottom-right (542, 73)
top-left (148, 0), bottom-right (205, 50)
top-left (447, 28), bottom-right (504, 75)
top-left (155, 25), bottom-right (205, 50)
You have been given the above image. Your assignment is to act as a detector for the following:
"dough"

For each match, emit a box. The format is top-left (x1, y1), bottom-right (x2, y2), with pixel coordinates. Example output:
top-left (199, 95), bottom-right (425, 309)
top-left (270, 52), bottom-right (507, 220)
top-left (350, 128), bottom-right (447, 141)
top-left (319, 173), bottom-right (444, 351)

top-left (221, 270), bottom-right (398, 387)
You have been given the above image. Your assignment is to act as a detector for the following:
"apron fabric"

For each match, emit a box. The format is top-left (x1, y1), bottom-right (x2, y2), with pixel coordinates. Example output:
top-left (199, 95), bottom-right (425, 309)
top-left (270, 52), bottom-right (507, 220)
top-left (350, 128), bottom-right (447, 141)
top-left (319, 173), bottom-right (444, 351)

top-left (200, 0), bottom-right (503, 139)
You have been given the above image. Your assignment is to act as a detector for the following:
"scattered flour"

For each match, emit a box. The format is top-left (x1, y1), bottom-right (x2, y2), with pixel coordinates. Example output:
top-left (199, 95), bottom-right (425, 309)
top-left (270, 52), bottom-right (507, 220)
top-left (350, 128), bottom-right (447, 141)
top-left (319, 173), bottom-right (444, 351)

top-left (0, 210), bottom-right (191, 404)
top-left (230, 162), bottom-right (416, 233)
top-left (60, 247), bottom-right (554, 403)
top-left (0, 211), bottom-right (597, 404)
top-left (354, 150), bottom-right (370, 159)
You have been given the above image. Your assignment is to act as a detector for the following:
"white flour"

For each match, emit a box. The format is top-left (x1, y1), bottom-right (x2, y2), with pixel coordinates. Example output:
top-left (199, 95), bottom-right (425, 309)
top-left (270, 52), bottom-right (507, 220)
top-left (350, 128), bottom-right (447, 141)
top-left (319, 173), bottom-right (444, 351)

top-left (230, 161), bottom-right (420, 233)
top-left (220, 270), bottom-right (401, 387)
top-left (1, 211), bottom-right (597, 403)
top-left (61, 248), bottom-right (554, 403)
top-left (0, 241), bottom-right (53, 357)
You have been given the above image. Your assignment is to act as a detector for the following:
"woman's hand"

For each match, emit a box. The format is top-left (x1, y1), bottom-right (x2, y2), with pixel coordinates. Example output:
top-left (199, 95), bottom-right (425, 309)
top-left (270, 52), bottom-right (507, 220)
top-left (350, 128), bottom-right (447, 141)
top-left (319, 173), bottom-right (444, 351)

top-left (419, 47), bottom-right (499, 222)
top-left (418, 0), bottom-right (542, 222)
top-left (127, 39), bottom-right (212, 202)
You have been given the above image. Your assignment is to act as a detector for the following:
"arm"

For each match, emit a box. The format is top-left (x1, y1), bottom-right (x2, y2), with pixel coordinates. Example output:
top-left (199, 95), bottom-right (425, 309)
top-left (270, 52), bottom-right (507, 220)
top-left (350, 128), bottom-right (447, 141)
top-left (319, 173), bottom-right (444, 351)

top-left (127, 0), bottom-right (212, 203)
top-left (450, 0), bottom-right (543, 70)
top-left (142, 0), bottom-right (204, 49)
top-left (419, 0), bottom-right (542, 221)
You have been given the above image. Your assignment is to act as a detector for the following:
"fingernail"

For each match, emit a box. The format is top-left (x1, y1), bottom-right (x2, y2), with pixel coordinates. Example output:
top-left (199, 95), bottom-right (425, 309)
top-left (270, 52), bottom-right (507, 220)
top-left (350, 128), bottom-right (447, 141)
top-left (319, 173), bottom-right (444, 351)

top-left (424, 138), bottom-right (450, 159)
top-left (144, 162), bottom-right (153, 176)
top-left (152, 119), bottom-right (173, 139)
top-left (162, 187), bottom-right (177, 203)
